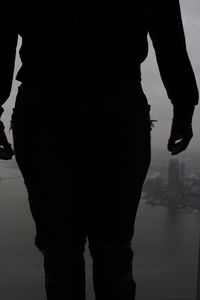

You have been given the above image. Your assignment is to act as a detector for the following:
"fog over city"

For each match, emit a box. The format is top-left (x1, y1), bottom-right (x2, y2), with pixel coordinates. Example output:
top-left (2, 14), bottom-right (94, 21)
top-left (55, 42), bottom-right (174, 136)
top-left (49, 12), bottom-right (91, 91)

top-left (0, 1), bottom-right (200, 300)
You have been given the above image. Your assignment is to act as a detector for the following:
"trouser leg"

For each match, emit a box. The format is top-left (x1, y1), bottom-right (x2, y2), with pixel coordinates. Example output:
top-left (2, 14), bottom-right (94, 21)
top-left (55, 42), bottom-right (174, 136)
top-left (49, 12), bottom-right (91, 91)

top-left (13, 144), bottom-right (88, 300)
top-left (85, 97), bottom-right (151, 300)
top-left (12, 90), bottom-right (88, 299)
top-left (89, 241), bottom-right (135, 300)
top-left (43, 243), bottom-right (86, 300)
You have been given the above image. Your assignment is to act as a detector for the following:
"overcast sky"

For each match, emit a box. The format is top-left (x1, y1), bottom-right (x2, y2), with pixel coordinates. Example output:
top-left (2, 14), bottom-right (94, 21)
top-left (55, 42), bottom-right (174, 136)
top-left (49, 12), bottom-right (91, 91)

top-left (2, 0), bottom-right (200, 156)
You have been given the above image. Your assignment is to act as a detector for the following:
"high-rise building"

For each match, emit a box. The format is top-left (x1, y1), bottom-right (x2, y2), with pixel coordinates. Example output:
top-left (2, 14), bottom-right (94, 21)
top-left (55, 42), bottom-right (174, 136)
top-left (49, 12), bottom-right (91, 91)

top-left (180, 161), bottom-right (186, 180)
top-left (168, 159), bottom-right (180, 206)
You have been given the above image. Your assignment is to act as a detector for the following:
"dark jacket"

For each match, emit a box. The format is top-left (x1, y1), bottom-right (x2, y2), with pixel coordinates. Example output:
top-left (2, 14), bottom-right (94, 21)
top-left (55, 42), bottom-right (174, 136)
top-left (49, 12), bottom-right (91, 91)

top-left (0, 0), bottom-right (198, 108)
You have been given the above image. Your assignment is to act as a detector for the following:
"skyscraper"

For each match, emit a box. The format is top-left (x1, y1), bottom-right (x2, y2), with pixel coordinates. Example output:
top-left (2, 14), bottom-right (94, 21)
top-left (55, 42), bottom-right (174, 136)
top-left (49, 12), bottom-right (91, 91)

top-left (180, 161), bottom-right (186, 180)
top-left (168, 159), bottom-right (180, 206)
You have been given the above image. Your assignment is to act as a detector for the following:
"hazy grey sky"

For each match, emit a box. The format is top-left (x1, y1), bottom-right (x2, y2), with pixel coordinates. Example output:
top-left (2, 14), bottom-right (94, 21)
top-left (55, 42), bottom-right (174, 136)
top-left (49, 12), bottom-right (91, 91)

top-left (2, 0), bottom-right (200, 155)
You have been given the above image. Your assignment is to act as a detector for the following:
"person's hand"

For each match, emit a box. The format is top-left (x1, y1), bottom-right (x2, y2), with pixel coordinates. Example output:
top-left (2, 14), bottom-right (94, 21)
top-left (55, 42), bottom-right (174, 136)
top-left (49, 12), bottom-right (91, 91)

top-left (167, 104), bottom-right (195, 155)
top-left (167, 120), bottom-right (193, 155)
top-left (0, 120), bottom-right (15, 160)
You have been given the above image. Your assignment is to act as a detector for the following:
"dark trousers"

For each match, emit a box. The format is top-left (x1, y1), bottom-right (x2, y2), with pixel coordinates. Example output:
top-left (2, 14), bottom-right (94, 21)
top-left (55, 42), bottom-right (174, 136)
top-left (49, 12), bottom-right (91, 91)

top-left (12, 80), bottom-right (151, 300)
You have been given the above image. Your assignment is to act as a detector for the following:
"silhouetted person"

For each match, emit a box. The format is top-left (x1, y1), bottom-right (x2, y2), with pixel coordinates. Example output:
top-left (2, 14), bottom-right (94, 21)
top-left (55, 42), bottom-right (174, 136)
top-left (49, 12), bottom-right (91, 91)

top-left (0, 1), bottom-right (199, 299)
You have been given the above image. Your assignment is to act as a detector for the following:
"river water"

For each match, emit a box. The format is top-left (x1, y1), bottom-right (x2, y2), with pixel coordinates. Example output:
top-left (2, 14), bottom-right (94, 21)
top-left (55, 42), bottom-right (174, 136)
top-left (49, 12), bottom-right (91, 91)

top-left (0, 161), bottom-right (199, 300)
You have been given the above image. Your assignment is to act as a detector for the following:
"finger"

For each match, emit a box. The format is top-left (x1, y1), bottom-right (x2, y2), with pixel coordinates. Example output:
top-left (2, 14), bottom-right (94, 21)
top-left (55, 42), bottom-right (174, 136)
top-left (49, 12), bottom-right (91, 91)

top-left (4, 143), bottom-right (15, 157)
top-left (0, 143), bottom-right (14, 160)
top-left (0, 155), bottom-right (12, 160)
top-left (168, 140), bottom-right (181, 153)
top-left (167, 136), bottom-right (181, 152)
top-left (0, 150), bottom-right (13, 160)
top-left (168, 129), bottom-right (193, 153)
top-left (171, 137), bottom-right (192, 155)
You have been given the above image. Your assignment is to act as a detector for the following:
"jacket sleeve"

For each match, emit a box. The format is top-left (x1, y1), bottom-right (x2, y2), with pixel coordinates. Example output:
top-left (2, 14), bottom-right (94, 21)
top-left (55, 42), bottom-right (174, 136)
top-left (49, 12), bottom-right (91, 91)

top-left (149, 0), bottom-right (199, 107)
top-left (0, 9), bottom-right (18, 107)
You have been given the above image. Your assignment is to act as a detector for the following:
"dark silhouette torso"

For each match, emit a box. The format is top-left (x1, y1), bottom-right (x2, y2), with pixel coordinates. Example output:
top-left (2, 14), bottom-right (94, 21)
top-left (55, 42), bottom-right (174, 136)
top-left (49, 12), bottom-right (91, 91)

top-left (0, 0), bottom-right (198, 108)
top-left (16, 1), bottom-right (152, 84)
